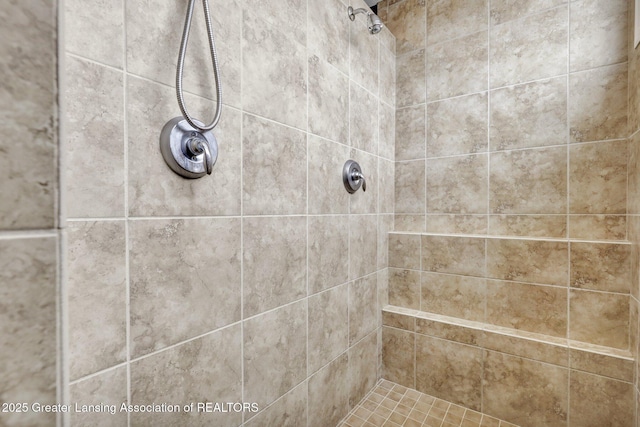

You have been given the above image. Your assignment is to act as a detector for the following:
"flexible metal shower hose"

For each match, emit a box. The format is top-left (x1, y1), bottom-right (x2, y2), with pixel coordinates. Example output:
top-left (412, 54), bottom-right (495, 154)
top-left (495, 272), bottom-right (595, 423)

top-left (176, 0), bottom-right (222, 132)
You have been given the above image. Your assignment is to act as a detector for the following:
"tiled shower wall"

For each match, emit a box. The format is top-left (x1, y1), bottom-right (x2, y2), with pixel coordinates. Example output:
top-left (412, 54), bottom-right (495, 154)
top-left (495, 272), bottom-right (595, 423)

top-left (0, 1), bottom-right (60, 427)
top-left (63, 0), bottom-right (395, 426)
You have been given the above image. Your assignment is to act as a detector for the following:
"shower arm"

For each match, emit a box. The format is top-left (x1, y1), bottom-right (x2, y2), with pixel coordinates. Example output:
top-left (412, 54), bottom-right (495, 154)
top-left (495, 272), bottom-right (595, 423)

top-left (348, 6), bottom-right (371, 21)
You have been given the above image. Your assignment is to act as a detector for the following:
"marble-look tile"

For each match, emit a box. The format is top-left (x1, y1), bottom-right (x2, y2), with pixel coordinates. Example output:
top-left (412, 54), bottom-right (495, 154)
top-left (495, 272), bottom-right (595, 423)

top-left (308, 54), bottom-right (349, 144)
top-left (379, 102), bottom-right (396, 161)
top-left (244, 300), bottom-right (307, 409)
top-left (489, 215), bottom-right (567, 238)
top-left (378, 159), bottom-right (395, 215)
top-left (490, 147), bottom-right (567, 215)
top-left (70, 366), bottom-right (127, 427)
top-left (348, 331), bottom-right (378, 408)
top-left (350, 12), bottom-right (379, 95)
top-left (570, 242), bottom-right (630, 293)
top-left (382, 326), bottom-right (415, 388)
top-left (486, 238), bottom-right (568, 286)
top-left (629, 131), bottom-right (640, 215)
top-left (569, 64), bottom-right (628, 142)
top-left (568, 215), bottom-right (626, 241)
top-left (427, 154), bottom-right (488, 214)
top-left (422, 235), bottom-right (486, 277)
top-left (308, 0), bottom-right (349, 74)
top-left (65, 56), bottom-right (124, 218)
top-left (308, 285), bottom-right (349, 374)
top-left (427, 31), bottom-right (488, 101)
top-left (426, 215), bottom-right (488, 235)
top-left (388, 233), bottom-right (421, 270)
top-left (569, 349), bottom-right (633, 382)
top-left (245, 382), bottom-right (307, 427)
top-left (126, 0), bottom-right (241, 108)
top-left (68, 221), bottom-right (126, 380)
top-left (308, 215), bottom-right (350, 295)
top-left (350, 215), bottom-right (378, 279)
top-left (395, 105), bottom-right (426, 161)
top-left (243, 0), bottom-right (306, 45)
top-left (397, 49), bottom-right (426, 107)
top-left (421, 273), bottom-right (486, 322)
top-left (380, 42), bottom-right (397, 106)
top-left (308, 135), bottom-right (350, 215)
top-left (0, 237), bottom-right (56, 426)
top-left (243, 216), bottom-right (307, 317)
top-left (131, 325), bottom-right (242, 427)
top-left (378, 269), bottom-right (390, 315)
top-left (395, 160), bottom-right (426, 214)
top-left (127, 77), bottom-right (241, 217)
top-left (490, 7), bottom-right (567, 88)
top-left (350, 149), bottom-right (378, 215)
top-left (427, 92), bottom-right (488, 157)
top-left (629, 4), bottom-right (640, 133)
top-left (129, 218), bottom-right (241, 357)
top-left (569, 371), bottom-right (634, 427)
top-left (308, 354), bottom-right (350, 427)
top-left (242, 9), bottom-right (307, 128)
top-left (351, 84), bottom-right (379, 154)
top-left (569, 289), bottom-right (629, 349)
top-left (395, 214), bottom-right (426, 232)
top-left (486, 280), bottom-right (567, 337)
top-left (570, 0), bottom-right (627, 72)
top-left (383, 310), bottom-right (415, 331)
top-left (415, 318), bottom-right (483, 346)
top-left (490, 0), bottom-right (566, 25)
top-left (490, 77), bottom-right (567, 151)
top-left (569, 140), bottom-right (627, 214)
top-left (415, 335), bottom-right (483, 411)
top-left (65, 0), bottom-right (123, 67)
top-left (483, 351), bottom-right (568, 427)
top-left (427, 0), bottom-right (488, 45)
top-left (389, 268), bottom-right (421, 309)
top-left (350, 275), bottom-right (379, 345)
top-left (0, 2), bottom-right (57, 230)
top-left (243, 113), bottom-right (307, 215)
top-left (386, 0), bottom-right (426, 54)
top-left (378, 215), bottom-right (394, 270)
top-left (483, 331), bottom-right (568, 366)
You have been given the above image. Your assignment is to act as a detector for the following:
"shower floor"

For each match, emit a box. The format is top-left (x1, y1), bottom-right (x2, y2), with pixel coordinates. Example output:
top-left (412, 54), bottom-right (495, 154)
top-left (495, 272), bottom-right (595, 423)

top-left (338, 380), bottom-right (519, 427)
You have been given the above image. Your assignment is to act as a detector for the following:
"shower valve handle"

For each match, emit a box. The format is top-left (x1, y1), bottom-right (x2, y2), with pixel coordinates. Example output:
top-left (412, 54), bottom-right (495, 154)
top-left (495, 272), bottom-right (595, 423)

top-left (187, 137), bottom-right (213, 175)
top-left (353, 171), bottom-right (366, 192)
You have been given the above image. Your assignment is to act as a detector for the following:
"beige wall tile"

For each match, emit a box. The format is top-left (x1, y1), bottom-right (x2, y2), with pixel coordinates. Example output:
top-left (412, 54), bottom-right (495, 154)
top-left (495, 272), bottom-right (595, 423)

top-left (379, 160), bottom-right (395, 215)
top-left (378, 215), bottom-right (394, 270)
top-left (68, 221), bottom-right (126, 380)
top-left (389, 233), bottom-right (421, 269)
top-left (308, 215), bottom-right (350, 295)
top-left (131, 325), bottom-right (242, 427)
top-left (426, 214), bottom-right (488, 235)
top-left (427, 0), bottom-right (488, 45)
top-left (629, 2), bottom-right (640, 133)
top-left (349, 149), bottom-right (379, 215)
top-left (308, 284), bottom-right (349, 374)
top-left (490, 0), bottom-right (566, 25)
top-left (308, 54), bottom-right (349, 144)
top-left (427, 31), bottom-right (488, 101)
top-left (243, 114), bottom-right (307, 215)
top-left (308, 0), bottom-right (349, 74)
top-left (244, 300), bottom-right (307, 409)
top-left (379, 102), bottom-right (396, 160)
top-left (308, 136), bottom-right (350, 215)
top-left (350, 215), bottom-right (379, 279)
top-left (569, 349), bottom-right (633, 382)
top-left (489, 215), bottom-right (567, 238)
top-left (486, 238), bottom-right (568, 286)
top-left (570, 289), bottom-right (629, 349)
top-left (629, 132), bottom-right (640, 215)
top-left (490, 147), bottom-right (567, 215)
top-left (380, 44), bottom-right (397, 106)
top-left (568, 215), bottom-right (627, 241)
top-left (70, 367), bottom-right (127, 427)
top-left (243, 0), bottom-right (307, 44)
top-left (415, 335), bottom-right (483, 411)
top-left (570, 242), bottom-right (631, 293)
top-left (569, 140), bottom-right (628, 215)
top-left (129, 218), bottom-right (241, 357)
top-left (65, 0), bottom-right (123, 67)
top-left (483, 350), bottom-right (568, 427)
top-left (427, 92), bottom-right (488, 157)
top-left (569, 64), bottom-right (628, 142)
top-left (350, 14), bottom-right (380, 94)
top-left (351, 84), bottom-right (379, 154)
top-left (490, 7), bottom-right (567, 88)
top-left (397, 49), bottom-right (426, 107)
top-left (382, 326), bottom-right (415, 388)
top-left (490, 77), bottom-right (567, 151)
top-left (569, 371), bottom-right (634, 427)
top-left (427, 154), bottom-right (488, 214)
top-left (349, 331), bottom-right (379, 408)
top-left (65, 56), bottom-right (124, 218)
top-left (395, 161), bottom-right (426, 214)
top-left (421, 273), bottom-right (486, 322)
top-left (386, 0), bottom-right (426, 54)
top-left (308, 354), bottom-right (350, 427)
top-left (395, 214), bottom-right (426, 232)
top-left (422, 235), bottom-right (486, 277)
top-left (127, 77), bottom-right (241, 217)
top-left (570, 0), bottom-right (627, 72)
top-left (0, 237), bottom-right (57, 426)
top-left (243, 216), bottom-right (307, 317)
top-left (415, 318), bottom-right (482, 346)
top-left (485, 280), bottom-right (567, 337)
top-left (483, 331), bottom-right (568, 366)
top-left (383, 310), bottom-right (416, 331)
top-left (389, 268), bottom-right (421, 309)
top-left (245, 382), bottom-right (307, 427)
top-left (396, 105), bottom-right (426, 161)
top-left (350, 275), bottom-right (379, 345)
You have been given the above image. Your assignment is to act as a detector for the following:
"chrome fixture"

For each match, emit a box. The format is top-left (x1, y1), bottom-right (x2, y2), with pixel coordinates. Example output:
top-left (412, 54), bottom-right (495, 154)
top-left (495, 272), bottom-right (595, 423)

top-left (160, 0), bottom-right (222, 179)
top-left (343, 160), bottom-right (367, 193)
top-left (348, 6), bottom-right (384, 34)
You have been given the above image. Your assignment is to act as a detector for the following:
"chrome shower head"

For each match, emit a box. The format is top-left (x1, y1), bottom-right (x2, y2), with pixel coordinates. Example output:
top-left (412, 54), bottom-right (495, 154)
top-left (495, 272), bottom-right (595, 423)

top-left (348, 6), bottom-right (384, 35)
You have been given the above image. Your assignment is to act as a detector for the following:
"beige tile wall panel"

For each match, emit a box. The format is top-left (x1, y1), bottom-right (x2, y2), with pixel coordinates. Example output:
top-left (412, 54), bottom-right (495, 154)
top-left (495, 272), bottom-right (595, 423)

top-left (308, 284), bottom-right (349, 374)
top-left (69, 367), bottom-right (128, 427)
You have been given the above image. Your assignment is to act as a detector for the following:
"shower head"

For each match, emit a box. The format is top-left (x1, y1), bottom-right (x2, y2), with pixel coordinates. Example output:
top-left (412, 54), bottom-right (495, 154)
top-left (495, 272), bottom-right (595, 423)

top-left (347, 6), bottom-right (384, 35)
